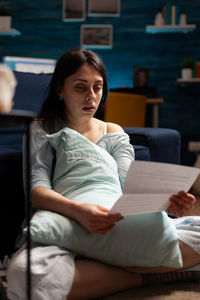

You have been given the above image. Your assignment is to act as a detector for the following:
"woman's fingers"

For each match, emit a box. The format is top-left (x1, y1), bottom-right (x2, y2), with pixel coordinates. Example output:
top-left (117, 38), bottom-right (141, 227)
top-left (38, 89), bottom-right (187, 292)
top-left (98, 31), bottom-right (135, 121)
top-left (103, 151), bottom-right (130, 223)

top-left (176, 190), bottom-right (196, 203)
top-left (76, 202), bottom-right (123, 234)
top-left (87, 214), bottom-right (123, 231)
top-left (95, 213), bottom-right (123, 224)
top-left (89, 205), bottom-right (123, 224)
top-left (168, 191), bottom-right (196, 216)
top-left (86, 221), bottom-right (116, 234)
top-left (93, 224), bottom-right (116, 235)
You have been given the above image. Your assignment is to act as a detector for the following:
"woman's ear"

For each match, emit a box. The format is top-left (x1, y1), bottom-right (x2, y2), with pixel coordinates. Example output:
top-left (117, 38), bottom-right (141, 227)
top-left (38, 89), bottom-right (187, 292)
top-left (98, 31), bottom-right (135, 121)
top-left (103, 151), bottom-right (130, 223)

top-left (57, 87), bottom-right (63, 100)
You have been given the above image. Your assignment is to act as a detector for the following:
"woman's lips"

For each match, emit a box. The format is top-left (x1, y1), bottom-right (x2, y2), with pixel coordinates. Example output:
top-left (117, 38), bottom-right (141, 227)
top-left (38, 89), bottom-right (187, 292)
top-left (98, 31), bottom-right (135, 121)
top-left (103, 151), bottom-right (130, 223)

top-left (83, 106), bottom-right (94, 112)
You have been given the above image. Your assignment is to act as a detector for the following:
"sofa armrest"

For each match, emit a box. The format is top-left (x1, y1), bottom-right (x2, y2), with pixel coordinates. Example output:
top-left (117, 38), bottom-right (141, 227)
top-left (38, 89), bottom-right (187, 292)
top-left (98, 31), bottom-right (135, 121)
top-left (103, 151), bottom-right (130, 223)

top-left (123, 127), bottom-right (181, 164)
top-left (0, 147), bottom-right (25, 257)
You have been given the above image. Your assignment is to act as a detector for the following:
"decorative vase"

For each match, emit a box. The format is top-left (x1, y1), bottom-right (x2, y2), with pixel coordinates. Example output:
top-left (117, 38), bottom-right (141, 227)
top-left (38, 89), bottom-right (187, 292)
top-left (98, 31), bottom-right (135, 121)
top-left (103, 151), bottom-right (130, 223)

top-left (154, 12), bottom-right (164, 26)
top-left (181, 68), bottom-right (192, 80)
top-left (0, 16), bottom-right (11, 30)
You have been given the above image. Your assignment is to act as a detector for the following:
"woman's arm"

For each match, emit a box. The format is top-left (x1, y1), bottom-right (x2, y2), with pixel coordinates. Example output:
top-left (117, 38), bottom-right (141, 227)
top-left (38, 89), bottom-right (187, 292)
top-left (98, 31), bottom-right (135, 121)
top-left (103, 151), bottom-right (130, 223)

top-left (106, 122), bottom-right (135, 189)
top-left (106, 122), bottom-right (125, 134)
top-left (32, 186), bottom-right (123, 234)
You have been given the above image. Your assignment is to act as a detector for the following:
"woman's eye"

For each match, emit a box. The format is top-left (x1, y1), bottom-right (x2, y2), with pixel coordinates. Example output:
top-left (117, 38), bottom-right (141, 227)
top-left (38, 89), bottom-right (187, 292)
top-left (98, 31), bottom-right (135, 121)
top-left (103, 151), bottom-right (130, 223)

top-left (94, 86), bottom-right (102, 92)
top-left (75, 85), bottom-right (102, 93)
top-left (75, 86), bottom-right (85, 91)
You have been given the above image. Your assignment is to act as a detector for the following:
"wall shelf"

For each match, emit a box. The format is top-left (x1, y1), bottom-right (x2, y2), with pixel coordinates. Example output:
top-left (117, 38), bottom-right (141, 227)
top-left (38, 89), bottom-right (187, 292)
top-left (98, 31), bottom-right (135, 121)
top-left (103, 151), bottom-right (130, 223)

top-left (177, 78), bottom-right (200, 86)
top-left (0, 28), bottom-right (21, 36)
top-left (145, 25), bottom-right (196, 34)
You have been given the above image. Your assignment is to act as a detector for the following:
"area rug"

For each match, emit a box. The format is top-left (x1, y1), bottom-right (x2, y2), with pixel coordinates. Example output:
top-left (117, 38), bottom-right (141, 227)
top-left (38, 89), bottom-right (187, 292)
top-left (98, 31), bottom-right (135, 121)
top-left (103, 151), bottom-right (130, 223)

top-left (101, 282), bottom-right (200, 300)
top-left (100, 196), bottom-right (200, 300)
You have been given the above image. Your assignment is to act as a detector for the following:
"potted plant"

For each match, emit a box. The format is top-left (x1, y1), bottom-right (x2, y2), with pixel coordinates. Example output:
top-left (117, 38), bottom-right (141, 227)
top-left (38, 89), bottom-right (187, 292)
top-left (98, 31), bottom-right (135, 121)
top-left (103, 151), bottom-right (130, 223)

top-left (180, 58), bottom-right (194, 80)
top-left (0, 5), bottom-right (11, 31)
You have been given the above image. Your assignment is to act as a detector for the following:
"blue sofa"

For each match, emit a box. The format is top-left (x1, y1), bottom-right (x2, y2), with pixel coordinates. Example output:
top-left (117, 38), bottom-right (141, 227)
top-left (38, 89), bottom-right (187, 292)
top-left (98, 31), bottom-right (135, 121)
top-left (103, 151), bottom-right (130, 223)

top-left (0, 71), bottom-right (181, 258)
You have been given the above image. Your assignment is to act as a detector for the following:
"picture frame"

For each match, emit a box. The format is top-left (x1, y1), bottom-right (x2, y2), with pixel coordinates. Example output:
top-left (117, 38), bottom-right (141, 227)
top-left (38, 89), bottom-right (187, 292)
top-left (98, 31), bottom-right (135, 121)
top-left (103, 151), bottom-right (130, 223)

top-left (80, 24), bottom-right (113, 49)
top-left (88, 0), bottom-right (120, 17)
top-left (62, 0), bottom-right (86, 22)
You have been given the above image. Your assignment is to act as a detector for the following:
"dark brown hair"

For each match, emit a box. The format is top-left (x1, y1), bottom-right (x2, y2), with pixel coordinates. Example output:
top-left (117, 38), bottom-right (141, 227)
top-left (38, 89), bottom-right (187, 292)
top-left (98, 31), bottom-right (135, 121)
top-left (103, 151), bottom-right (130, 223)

top-left (39, 48), bottom-right (108, 133)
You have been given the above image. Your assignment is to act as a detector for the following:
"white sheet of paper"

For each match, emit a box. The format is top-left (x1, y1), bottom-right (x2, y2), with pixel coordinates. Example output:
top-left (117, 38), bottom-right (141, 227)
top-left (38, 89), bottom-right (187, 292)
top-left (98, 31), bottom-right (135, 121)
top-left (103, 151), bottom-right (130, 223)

top-left (110, 161), bottom-right (200, 216)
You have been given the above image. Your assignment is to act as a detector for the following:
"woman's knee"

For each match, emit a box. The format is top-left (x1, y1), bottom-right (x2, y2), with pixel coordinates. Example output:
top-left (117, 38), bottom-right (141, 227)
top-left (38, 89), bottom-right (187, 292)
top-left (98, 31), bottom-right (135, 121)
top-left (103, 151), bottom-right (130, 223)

top-left (179, 240), bottom-right (200, 269)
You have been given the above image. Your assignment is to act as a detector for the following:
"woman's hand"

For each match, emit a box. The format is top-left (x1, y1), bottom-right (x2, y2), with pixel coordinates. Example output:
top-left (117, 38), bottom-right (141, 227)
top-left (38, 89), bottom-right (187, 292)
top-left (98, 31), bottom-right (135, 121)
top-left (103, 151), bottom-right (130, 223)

top-left (74, 202), bottom-right (123, 234)
top-left (168, 190), bottom-right (196, 217)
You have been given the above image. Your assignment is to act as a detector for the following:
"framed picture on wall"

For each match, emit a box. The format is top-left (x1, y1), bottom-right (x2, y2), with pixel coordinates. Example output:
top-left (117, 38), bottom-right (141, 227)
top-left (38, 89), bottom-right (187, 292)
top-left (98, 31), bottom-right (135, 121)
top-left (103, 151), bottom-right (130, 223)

top-left (88, 0), bottom-right (120, 17)
top-left (62, 0), bottom-right (86, 21)
top-left (80, 24), bottom-right (113, 49)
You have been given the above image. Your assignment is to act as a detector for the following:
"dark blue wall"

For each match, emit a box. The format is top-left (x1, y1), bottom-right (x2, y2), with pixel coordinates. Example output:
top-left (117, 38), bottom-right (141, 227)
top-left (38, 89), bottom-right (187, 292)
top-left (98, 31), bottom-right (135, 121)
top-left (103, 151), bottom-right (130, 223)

top-left (1, 0), bottom-right (200, 164)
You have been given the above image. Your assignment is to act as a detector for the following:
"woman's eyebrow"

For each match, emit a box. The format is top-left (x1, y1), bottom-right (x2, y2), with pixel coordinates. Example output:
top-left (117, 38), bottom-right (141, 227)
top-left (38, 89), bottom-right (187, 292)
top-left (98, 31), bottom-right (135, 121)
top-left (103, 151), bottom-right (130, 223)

top-left (73, 78), bottom-right (87, 82)
top-left (73, 78), bottom-right (103, 84)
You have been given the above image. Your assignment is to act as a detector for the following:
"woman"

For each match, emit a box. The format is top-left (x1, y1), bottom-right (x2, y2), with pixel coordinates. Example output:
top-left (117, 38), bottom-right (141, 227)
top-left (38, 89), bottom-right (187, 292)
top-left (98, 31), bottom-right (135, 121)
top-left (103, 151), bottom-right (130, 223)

top-left (7, 48), bottom-right (200, 300)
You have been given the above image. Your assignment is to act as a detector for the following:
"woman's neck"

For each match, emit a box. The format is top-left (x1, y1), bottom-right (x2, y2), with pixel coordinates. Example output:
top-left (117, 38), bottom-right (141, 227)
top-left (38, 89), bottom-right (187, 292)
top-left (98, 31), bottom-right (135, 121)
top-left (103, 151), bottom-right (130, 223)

top-left (68, 118), bottom-right (94, 134)
top-left (68, 118), bottom-right (104, 142)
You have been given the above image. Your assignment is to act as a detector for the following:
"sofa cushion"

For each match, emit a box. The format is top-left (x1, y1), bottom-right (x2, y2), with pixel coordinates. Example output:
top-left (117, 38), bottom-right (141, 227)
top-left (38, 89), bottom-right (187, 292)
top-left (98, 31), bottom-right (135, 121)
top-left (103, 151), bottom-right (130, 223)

top-left (124, 127), bottom-right (181, 164)
top-left (13, 72), bottom-right (52, 114)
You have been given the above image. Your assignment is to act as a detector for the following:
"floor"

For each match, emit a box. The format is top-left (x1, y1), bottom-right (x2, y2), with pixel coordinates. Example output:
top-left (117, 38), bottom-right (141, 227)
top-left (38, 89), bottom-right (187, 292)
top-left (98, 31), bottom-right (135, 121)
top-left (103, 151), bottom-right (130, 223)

top-left (101, 282), bottom-right (200, 300)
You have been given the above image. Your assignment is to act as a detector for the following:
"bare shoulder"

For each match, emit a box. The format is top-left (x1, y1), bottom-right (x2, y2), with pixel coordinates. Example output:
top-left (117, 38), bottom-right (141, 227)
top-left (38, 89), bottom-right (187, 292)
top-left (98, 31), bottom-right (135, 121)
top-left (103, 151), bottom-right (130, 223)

top-left (106, 122), bottom-right (125, 134)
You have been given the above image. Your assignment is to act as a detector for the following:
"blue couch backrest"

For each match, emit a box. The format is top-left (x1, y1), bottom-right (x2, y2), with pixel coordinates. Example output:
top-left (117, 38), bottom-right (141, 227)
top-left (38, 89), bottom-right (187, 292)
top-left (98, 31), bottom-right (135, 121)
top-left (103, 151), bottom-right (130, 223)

top-left (0, 72), bottom-right (52, 146)
top-left (13, 71), bottom-right (52, 114)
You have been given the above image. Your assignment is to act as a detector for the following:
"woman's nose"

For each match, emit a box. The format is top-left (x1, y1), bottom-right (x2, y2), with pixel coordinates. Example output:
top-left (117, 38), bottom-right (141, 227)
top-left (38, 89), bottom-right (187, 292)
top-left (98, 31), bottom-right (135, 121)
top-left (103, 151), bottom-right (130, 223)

top-left (87, 87), bottom-right (95, 99)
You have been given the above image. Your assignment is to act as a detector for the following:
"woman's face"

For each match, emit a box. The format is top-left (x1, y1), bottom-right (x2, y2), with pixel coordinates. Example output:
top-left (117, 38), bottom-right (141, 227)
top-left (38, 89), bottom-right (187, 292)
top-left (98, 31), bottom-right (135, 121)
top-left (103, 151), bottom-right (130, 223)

top-left (59, 63), bottom-right (103, 123)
